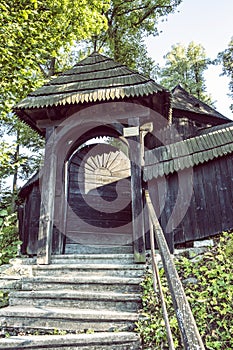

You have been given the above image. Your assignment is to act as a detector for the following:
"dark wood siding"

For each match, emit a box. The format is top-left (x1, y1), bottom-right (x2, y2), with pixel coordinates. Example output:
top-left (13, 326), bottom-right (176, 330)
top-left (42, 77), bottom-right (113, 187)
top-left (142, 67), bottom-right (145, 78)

top-left (18, 151), bottom-right (233, 255)
top-left (147, 154), bottom-right (233, 248)
top-left (19, 184), bottom-right (41, 255)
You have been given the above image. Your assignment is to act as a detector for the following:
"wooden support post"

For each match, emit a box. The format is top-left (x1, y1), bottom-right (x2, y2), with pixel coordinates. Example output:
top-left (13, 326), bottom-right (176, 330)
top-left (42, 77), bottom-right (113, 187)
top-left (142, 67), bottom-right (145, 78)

top-left (37, 126), bottom-right (57, 265)
top-left (128, 119), bottom-right (146, 263)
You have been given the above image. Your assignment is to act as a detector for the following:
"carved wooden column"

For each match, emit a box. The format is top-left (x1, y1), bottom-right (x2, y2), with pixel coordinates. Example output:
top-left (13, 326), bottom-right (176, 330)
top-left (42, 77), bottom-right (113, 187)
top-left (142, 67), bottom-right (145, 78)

top-left (127, 118), bottom-right (146, 263)
top-left (37, 126), bottom-right (57, 264)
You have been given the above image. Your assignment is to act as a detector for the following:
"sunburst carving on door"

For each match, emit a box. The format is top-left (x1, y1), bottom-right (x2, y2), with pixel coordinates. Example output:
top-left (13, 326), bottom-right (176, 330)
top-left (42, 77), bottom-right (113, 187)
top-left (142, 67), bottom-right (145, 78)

top-left (82, 150), bottom-right (131, 194)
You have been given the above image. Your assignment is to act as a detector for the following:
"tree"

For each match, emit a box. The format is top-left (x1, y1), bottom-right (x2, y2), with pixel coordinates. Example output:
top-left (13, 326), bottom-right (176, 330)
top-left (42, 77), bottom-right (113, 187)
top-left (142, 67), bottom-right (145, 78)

top-left (159, 42), bottom-right (212, 103)
top-left (0, 141), bottom-right (16, 181)
top-left (217, 37), bottom-right (233, 112)
top-left (84, 0), bottom-right (182, 76)
top-left (0, 0), bottom-right (109, 192)
top-left (0, 0), bottom-right (109, 117)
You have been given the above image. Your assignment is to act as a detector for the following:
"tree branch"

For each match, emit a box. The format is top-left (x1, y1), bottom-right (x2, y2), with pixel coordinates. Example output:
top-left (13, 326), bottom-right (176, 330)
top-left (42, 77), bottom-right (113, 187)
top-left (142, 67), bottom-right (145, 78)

top-left (134, 5), bottom-right (173, 27)
top-left (117, 5), bottom-right (148, 17)
top-left (38, 63), bottom-right (48, 79)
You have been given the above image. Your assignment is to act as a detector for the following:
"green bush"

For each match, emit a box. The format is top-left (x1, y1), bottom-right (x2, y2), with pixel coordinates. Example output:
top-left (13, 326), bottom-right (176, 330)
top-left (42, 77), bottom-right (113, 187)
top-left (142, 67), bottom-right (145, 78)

top-left (137, 231), bottom-right (233, 350)
top-left (0, 290), bottom-right (9, 308)
top-left (0, 208), bottom-right (21, 266)
top-left (136, 268), bottom-right (181, 349)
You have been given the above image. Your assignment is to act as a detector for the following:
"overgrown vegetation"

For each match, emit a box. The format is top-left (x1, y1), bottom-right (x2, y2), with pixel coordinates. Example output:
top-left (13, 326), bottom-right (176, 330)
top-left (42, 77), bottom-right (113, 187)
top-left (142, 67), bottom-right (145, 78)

top-left (0, 193), bottom-right (21, 266)
top-left (137, 231), bottom-right (233, 349)
top-left (0, 291), bottom-right (9, 308)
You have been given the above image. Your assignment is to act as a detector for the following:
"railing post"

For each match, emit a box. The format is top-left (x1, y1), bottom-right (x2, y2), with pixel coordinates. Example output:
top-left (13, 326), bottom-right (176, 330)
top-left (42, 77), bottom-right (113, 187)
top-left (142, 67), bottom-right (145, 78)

top-left (145, 190), bottom-right (205, 350)
top-left (149, 215), bottom-right (175, 350)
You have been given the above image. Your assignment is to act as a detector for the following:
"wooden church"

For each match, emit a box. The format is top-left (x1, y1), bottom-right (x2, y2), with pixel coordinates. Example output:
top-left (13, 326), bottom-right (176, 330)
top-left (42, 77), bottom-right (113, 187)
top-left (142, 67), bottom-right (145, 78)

top-left (15, 52), bottom-right (233, 264)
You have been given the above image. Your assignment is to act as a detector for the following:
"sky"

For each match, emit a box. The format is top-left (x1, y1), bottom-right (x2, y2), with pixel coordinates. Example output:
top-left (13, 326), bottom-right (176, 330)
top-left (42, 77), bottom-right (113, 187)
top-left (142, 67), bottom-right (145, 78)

top-left (145, 0), bottom-right (233, 120)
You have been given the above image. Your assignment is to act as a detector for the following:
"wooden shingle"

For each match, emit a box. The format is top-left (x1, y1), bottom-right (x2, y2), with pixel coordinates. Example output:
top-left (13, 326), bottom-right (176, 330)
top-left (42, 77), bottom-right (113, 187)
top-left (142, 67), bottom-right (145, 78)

top-left (144, 123), bottom-right (233, 180)
top-left (16, 52), bottom-right (165, 110)
top-left (172, 85), bottom-right (229, 121)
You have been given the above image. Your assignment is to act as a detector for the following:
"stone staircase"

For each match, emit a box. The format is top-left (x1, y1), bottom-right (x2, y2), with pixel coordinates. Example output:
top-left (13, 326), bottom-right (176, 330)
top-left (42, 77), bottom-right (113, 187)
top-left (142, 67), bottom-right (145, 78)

top-left (0, 254), bottom-right (145, 349)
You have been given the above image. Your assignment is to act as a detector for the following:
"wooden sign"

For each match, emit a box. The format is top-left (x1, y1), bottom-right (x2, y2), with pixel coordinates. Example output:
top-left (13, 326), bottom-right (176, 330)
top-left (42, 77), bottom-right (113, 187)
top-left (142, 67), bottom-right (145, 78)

top-left (123, 126), bottom-right (140, 137)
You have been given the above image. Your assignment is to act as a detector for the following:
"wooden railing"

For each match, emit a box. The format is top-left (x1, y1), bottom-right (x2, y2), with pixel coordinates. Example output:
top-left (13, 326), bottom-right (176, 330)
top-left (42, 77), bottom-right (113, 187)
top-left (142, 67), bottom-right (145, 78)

top-left (145, 190), bottom-right (205, 350)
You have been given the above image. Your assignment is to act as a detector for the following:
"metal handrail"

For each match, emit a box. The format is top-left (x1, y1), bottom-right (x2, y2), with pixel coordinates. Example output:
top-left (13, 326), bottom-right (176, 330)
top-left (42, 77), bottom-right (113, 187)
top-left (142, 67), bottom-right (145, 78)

top-left (145, 190), bottom-right (205, 350)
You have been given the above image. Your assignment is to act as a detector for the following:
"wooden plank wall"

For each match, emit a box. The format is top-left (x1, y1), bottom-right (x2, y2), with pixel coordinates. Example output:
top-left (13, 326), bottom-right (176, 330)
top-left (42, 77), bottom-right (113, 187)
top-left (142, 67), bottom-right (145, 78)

top-left (147, 154), bottom-right (233, 249)
top-left (19, 184), bottom-right (41, 255)
top-left (19, 153), bottom-right (233, 255)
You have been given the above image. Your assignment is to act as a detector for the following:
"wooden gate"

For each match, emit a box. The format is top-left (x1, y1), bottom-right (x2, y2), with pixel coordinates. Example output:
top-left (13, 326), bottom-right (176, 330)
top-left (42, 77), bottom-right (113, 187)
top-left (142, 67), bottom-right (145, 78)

top-left (65, 143), bottom-right (133, 253)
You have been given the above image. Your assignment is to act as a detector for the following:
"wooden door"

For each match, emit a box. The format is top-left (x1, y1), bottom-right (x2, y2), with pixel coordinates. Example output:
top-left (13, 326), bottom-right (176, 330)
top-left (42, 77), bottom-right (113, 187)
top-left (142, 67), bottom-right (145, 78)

top-left (65, 143), bottom-right (133, 253)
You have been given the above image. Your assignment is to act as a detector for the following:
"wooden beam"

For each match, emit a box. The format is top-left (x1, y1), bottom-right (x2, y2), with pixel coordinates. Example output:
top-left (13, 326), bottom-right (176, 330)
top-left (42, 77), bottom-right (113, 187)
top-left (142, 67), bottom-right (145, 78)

top-left (128, 118), bottom-right (146, 263)
top-left (37, 126), bottom-right (57, 264)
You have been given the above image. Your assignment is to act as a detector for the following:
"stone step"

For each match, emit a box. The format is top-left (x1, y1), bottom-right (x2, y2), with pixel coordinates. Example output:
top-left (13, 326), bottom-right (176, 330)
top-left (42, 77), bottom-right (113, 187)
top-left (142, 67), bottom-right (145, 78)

top-left (0, 277), bottom-right (21, 291)
top-left (22, 275), bottom-right (142, 293)
top-left (9, 290), bottom-right (141, 312)
top-left (32, 264), bottom-right (145, 278)
top-left (1, 255), bottom-right (144, 349)
top-left (0, 331), bottom-right (141, 350)
top-left (65, 244), bottom-right (133, 255)
top-left (0, 306), bottom-right (139, 332)
top-left (51, 254), bottom-right (135, 265)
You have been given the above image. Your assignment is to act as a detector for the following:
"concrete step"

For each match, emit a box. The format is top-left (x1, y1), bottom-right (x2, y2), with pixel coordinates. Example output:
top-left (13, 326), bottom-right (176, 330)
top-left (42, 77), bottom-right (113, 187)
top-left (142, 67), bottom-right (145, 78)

top-left (51, 254), bottom-right (135, 265)
top-left (22, 275), bottom-right (142, 293)
top-left (9, 290), bottom-right (141, 312)
top-left (0, 306), bottom-right (139, 332)
top-left (32, 264), bottom-right (145, 278)
top-left (0, 331), bottom-right (141, 350)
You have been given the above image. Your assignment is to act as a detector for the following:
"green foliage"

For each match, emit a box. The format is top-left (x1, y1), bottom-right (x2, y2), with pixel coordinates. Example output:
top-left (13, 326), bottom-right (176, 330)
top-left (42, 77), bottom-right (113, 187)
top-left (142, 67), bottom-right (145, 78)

top-left (136, 268), bottom-right (182, 349)
top-left (0, 0), bottom-right (109, 116)
top-left (159, 41), bottom-right (212, 104)
top-left (0, 0), bottom-right (109, 190)
top-left (137, 231), bottom-right (233, 349)
top-left (0, 202), bottom-right (21, 266)
top-left (217, 37), bottom-right (233, 112)
top-left (0, 141), bottom-right (17, 179)
top-left (0, 290), bottom-right (9, 308)
top-left (87, 0), bottom-right (182, 76)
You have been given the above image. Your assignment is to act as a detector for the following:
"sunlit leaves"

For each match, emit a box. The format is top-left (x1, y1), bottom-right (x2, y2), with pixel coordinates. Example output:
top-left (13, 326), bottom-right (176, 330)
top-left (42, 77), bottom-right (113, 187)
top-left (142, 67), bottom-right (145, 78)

top-left (0, 141), bottom-right (17, 179)
top-left (0, 0), bottom-right (109, 190)
top-left (159, 41), bottom-right (212, 104)
top-left (95, 0), bottom-right (182, 75)
top-left (0, 0), bottom-right (109, 116)
top-left (217, 37), bottom-right (233, 112)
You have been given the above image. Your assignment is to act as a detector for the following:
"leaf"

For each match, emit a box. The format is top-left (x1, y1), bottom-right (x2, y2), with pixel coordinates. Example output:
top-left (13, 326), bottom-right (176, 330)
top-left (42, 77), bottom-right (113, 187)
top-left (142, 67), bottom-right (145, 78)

top-left (0, 209), bottom-right (8, 217)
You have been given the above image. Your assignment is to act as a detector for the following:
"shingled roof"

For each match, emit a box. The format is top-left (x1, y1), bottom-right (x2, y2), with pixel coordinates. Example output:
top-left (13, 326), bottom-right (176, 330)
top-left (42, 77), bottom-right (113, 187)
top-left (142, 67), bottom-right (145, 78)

top-left (144, 122), bottom-right (233, 180)
top-left (16, 52), bottom-right (166, 110)
top-left (172, 85), bottom-right (229, 121)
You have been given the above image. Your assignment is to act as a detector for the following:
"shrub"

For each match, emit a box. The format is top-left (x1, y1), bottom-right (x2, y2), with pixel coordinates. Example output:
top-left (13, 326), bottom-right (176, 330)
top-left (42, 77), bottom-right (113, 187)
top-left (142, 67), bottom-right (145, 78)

top-left (137, 231), bottom-right (233, 350)
top-left (0, 208), bottom-right (21, 266)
